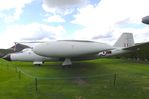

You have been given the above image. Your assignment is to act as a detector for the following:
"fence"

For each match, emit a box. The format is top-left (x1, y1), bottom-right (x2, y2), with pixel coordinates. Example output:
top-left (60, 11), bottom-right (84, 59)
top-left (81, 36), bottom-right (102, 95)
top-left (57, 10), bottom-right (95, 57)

top-left (16, 67), bottom-right (118, 91)
top-left (0, 61), bottom-right (149, 94)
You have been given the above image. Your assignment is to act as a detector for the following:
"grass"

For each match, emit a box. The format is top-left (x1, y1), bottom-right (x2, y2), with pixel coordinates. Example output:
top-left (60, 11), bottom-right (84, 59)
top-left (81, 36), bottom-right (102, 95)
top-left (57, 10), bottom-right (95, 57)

top-left (0, 58), bottom-right (149, 99)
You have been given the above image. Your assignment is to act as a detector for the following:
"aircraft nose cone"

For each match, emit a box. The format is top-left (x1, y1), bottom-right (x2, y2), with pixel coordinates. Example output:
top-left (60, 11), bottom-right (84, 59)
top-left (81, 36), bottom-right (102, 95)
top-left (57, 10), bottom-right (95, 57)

top-left (2, 54), bottom-right (11, 61)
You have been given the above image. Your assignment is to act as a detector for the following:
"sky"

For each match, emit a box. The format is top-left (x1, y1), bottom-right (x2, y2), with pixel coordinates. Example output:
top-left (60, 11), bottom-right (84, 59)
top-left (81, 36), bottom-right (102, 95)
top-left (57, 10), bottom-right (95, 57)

top-left (0, 0), bottom-right (149, 48)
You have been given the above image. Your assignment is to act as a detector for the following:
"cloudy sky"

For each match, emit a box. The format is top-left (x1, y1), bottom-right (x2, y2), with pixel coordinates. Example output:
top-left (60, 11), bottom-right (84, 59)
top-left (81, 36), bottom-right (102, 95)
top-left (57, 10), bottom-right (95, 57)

top-left (0, 0), bottom-right (149, 48)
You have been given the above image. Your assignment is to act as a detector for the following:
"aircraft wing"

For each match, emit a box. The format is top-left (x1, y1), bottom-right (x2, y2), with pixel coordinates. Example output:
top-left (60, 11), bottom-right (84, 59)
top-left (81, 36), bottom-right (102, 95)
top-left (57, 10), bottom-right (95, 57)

top-left (123, 42), bottom-right (149, 51)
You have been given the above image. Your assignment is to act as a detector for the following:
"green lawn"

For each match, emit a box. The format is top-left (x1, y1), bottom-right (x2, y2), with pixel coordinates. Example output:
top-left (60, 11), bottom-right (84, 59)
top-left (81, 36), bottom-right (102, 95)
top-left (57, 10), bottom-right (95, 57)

top-left (0, 58), bottom-right (149, 99)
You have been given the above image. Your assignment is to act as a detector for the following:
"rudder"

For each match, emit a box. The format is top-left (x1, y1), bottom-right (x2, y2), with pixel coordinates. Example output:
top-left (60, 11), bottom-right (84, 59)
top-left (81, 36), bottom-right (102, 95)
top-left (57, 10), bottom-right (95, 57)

top-left (113, 33), bottom-right (134, 48)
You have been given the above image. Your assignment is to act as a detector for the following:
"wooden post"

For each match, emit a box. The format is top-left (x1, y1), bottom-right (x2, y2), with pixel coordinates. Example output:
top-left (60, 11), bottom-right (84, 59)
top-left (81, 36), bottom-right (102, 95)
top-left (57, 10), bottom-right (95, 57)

top-left (113, 73), bottom-right (117, 86)
top-left (35, 78), bottom-right (38, 91)
top-left (19, 71), bottom-right (21, 80)
top-left (7, 64), bottom-right (8, 70)
top-left (16, 67), bottom-right (18, 73)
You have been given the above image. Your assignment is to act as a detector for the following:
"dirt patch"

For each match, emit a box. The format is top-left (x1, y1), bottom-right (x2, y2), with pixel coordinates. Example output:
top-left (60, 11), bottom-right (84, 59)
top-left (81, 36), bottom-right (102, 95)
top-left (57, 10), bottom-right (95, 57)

top-left (72, 77), bottom-right (88, 85)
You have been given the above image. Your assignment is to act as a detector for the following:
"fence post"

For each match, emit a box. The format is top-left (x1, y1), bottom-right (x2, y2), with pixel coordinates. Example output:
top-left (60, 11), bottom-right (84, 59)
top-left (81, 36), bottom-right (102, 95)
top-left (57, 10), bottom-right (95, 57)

top-left (35, 78), bottom-right (38, 91)
top-left (113, 73), bottom-right (117, 86)
top-left (7, 64), bottom-right (9, 70)
top-left (19, 71), bottom-right (21, 80)
top-left (16, 67), bottom-right (18, 73)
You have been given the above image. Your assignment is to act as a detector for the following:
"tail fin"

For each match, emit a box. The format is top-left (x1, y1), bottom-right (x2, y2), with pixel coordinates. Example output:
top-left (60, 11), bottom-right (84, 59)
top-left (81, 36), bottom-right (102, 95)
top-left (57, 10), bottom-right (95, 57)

top-left (113, 33), bottom-right (135, 48)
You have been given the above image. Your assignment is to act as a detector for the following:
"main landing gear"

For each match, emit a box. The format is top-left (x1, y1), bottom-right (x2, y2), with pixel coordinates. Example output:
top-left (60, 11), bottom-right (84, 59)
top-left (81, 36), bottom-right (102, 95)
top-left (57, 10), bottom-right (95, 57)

top-left (62, 58), bottom-right (72, 68)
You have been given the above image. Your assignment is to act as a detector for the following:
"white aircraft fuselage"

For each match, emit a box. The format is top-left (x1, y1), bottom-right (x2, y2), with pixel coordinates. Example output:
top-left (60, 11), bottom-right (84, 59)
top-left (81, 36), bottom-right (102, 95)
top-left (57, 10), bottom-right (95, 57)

top-left (10, 49), bottom-right (52, 61)
top-left (8, 48), bottom-right (58, 65)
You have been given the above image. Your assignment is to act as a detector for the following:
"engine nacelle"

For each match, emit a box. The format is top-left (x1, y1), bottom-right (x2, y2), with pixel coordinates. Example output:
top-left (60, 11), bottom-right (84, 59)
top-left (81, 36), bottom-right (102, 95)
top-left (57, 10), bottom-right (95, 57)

top-left (33, 41), bottom-right (113, 58)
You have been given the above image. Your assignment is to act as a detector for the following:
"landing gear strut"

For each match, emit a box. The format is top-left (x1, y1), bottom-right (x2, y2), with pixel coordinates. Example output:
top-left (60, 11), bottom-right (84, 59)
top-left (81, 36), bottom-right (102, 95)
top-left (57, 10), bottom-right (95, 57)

top-left (62, 58), bottom-right (72, 68)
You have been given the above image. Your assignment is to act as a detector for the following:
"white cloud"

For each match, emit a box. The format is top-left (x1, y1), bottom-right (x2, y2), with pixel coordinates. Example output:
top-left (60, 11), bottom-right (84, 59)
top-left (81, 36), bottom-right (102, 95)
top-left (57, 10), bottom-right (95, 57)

top-left (0, 23), bottom-right (66, 48)
top-left (1, 0), bottom-right (149, 48)
top-left (42, 0), bottom-right (89, 14)
top-left (0, 0), bottom-right (33, 23)
top-left (43, 15), bottom-right (65, 23)
top-left (71, 0), bottom-right (149, 45)
top-left (43, 0), bottom-right (88, 8)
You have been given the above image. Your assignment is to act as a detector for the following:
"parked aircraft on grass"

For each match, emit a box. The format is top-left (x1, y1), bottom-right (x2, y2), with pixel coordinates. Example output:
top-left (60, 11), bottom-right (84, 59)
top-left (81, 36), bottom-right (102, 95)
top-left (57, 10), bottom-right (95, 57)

top-left (3, 33), bottom-right (149, 67)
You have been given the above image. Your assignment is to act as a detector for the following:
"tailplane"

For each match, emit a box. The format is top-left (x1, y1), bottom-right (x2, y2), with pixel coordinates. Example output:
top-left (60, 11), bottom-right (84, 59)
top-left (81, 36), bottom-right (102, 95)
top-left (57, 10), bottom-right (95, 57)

top-left (113, 33), bottom-right (135, 48)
